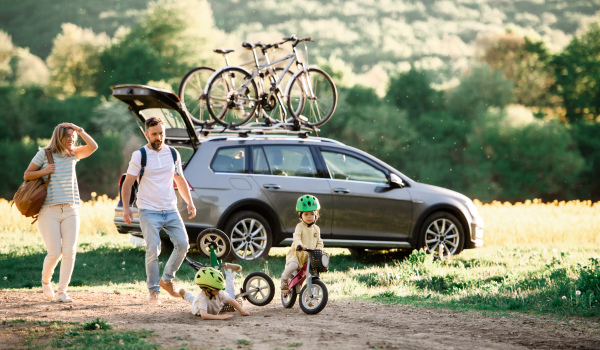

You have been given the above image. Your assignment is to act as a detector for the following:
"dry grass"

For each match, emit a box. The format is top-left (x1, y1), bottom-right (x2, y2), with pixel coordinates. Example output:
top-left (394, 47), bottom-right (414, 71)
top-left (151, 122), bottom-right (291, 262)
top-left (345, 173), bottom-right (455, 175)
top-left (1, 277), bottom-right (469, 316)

top-left (0, 194), bottom-right (118, 235)
top-left (2, 197), bottom-right (599, 247)
top-left (477, 199), bottom-right (600, 247)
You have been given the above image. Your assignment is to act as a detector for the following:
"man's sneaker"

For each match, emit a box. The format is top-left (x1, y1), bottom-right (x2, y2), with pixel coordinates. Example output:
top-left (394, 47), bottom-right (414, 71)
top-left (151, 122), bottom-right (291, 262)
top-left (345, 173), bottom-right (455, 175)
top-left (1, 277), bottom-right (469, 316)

top-left (149, 291), bottom-right (161, 305)
top-left (178, 288), bottom-right (186, 299)
top-left (42, 283), bottom-right (54, 300)
top-left (54, 293), bottom-right (73, 303)
top-left (280, 279), bottom-right (290, 294)
top-left (221, 263), bottom-right (242, 272)
top-left (159, 279), bottom-right (179, 298)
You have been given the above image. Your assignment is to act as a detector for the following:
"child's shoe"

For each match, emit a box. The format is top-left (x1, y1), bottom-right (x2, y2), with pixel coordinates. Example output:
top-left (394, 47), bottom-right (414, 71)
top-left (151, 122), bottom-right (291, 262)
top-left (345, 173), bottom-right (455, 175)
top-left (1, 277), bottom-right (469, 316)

top-left (221, 263), bottom-right (242, 272)
top-left (280, 279), bottom-right (290, 293)
top-left (178, 288), bottom-right (186, 299)
top-left (42, 283), bottom-right (54, 300)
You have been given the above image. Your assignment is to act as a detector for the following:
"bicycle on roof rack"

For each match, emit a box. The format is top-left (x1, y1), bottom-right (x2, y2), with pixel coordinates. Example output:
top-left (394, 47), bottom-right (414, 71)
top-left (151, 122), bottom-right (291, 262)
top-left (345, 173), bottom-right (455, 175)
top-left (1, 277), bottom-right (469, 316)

top-left (179, 46), bottom-right (295, 128)
top-left (186, 228), bottom-right (275, 307)
top-left (179, 35), bottom-right (337, 131)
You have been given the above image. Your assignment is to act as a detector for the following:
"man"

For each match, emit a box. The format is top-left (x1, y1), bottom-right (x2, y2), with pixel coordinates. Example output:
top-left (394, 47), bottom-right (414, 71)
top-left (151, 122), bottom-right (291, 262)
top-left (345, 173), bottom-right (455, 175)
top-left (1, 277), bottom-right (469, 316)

top-left (121, 117), bottom-right (196, 305)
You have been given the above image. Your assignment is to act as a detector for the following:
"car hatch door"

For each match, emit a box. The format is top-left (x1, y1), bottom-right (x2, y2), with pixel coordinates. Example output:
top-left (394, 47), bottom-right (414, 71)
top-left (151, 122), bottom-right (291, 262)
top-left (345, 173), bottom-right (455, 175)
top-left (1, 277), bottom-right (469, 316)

top-left (111, 84), bottom-right (200, 149)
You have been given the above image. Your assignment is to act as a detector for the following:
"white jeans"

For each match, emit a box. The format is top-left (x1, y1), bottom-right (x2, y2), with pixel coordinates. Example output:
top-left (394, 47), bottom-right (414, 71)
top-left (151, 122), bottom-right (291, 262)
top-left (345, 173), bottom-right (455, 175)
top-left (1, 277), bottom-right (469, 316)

top-left (37, 204), bottom-right (80, 294)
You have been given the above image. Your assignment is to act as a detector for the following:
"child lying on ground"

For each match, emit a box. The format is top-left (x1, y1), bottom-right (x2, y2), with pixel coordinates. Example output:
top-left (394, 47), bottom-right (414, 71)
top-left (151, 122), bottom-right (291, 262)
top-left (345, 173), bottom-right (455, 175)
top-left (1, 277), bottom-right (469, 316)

top-left (179, 264), bottom-right (249, 320)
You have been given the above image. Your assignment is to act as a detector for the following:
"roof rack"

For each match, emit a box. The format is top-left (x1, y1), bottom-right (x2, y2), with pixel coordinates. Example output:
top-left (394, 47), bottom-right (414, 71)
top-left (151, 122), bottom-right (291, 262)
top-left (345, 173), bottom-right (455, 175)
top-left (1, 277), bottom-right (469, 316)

top-left (195, 120), bottom-right (319, 139)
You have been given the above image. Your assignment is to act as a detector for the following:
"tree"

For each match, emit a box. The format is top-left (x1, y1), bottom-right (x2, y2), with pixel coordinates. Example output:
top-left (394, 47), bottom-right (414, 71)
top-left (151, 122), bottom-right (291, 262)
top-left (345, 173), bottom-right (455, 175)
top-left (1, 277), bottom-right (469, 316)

top-left (551, 21), bottom-right (600, 122)
top-left (447, 64), bottom-right (514, 120)
top-left (46, 23), bottom-right (108, 96)
top-left (95, 0), bottom-right (227, 95)
top-left (476, 31), bottom-right (557, 109)
top-left (385, 65), bottom-right (444, 120)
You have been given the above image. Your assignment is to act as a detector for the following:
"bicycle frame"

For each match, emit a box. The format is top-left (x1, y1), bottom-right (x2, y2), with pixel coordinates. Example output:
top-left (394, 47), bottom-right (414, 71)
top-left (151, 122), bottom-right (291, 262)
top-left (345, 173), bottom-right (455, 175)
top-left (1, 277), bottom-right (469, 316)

top-left (287, 252), bottom-right (319, 297)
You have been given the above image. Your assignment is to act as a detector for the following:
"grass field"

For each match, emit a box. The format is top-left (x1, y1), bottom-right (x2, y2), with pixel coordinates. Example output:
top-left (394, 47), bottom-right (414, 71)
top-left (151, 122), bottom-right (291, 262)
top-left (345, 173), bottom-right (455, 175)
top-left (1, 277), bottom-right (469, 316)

top-left (1, 197), bottom-right (599, 319)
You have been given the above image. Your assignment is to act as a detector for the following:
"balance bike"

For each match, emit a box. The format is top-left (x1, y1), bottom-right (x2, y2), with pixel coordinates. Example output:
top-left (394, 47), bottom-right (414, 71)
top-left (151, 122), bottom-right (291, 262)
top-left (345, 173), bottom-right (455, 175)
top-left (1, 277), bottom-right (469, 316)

top-left (186, 228), bottom-right (275, 307)
top-left (281, 247), bottom-right (330, 314)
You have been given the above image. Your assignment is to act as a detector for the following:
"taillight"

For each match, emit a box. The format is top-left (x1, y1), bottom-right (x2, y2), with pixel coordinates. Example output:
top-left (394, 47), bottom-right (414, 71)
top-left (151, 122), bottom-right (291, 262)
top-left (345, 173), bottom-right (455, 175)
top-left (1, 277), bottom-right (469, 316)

top-left (173, 180), bottom-right (193, 191)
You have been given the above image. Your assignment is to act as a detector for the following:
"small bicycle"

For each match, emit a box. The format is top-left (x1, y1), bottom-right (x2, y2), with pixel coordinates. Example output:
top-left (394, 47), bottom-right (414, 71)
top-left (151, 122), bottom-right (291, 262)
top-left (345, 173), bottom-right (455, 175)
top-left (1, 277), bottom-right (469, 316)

top-left (186, 228), bottom-right (275, 307)
top-left (281, 247), bottom-right (330, 314)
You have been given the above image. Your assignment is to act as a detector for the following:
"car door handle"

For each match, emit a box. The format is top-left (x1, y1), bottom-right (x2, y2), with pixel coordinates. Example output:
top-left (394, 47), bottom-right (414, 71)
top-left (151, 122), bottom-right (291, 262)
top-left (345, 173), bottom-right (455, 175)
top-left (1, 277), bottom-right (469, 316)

top-left (333, 188), bottom-right (350, 194)
top-left (263, 184), bottom-right (281, 190)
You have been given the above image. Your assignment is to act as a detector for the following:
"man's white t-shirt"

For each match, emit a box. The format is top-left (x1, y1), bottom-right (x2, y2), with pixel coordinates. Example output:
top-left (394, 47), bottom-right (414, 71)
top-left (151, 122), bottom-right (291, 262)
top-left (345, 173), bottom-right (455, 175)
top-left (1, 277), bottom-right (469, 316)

top-left (126, 145), bottom-right (184, 211)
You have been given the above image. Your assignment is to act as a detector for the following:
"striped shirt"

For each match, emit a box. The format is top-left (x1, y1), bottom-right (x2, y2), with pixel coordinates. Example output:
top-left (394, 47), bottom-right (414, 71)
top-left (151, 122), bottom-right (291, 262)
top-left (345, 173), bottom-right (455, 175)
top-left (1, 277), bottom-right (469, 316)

top-left (32, 149), bottom-right (81, 209)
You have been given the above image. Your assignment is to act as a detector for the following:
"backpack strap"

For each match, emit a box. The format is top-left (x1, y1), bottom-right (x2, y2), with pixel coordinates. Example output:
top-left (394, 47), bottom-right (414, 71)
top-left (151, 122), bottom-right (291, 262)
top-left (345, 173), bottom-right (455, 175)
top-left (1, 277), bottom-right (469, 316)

top-left (138, 146), bottom-right (179, 185)
top-left (138, 147), bottom-right (147, 184)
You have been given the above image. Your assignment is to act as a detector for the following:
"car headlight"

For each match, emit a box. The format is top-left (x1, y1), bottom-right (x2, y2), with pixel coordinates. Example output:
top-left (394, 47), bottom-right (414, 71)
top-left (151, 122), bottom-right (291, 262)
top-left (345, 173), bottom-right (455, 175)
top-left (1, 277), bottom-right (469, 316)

top-left (465, 200), bottom-right (479, 219)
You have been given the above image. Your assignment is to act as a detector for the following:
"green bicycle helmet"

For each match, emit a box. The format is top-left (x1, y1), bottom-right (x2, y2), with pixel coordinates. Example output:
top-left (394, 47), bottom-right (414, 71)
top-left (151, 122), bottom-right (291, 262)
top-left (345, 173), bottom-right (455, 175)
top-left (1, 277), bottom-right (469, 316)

top-left (296, 194), bottom-right (320, 212)
top-left (194, 267), bottom-right (226, 290)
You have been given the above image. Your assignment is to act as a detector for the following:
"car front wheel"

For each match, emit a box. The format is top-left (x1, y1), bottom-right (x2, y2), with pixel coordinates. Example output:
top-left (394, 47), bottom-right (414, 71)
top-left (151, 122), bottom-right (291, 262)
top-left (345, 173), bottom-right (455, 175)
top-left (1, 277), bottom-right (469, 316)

top-left (225, 211), bottom-right (272, 261)
top-left (419, 212), bottom-right (465, 259)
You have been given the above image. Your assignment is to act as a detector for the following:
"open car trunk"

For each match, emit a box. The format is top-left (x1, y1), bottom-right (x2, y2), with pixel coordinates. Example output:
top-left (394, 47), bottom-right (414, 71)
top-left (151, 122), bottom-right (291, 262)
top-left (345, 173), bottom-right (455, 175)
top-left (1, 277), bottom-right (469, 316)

top-left (111, 84), bottom-right (200, 149)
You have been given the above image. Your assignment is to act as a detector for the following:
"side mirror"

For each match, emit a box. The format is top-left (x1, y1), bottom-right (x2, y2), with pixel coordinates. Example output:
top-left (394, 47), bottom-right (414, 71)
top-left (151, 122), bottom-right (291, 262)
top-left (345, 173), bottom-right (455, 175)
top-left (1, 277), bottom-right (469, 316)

top-left (389, 173), bottom-right (405, 188)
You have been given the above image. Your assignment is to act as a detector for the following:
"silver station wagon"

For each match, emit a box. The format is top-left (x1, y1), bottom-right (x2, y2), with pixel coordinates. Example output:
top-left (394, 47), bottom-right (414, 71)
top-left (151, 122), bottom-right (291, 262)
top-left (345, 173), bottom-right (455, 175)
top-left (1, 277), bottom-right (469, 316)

top-left (112, 85), bottom-right (484, 261)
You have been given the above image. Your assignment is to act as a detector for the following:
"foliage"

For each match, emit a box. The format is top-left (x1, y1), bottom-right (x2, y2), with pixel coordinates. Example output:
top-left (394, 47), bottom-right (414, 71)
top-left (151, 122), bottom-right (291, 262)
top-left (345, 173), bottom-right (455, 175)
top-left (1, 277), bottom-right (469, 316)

top-left (447, 64), bottom-right (515, 119)
top-left (477, 32), bottom-right (557, 108)
top-left (94, 0), bottom-right (226, 96)
top-left (46, 23), bottom-right (109, 96)
top-left (466, 114), bottom-right (585, 201)
top-left (551, 21), bottom-right (600, 122)
top-left (385, 65), bottom-right (445, 120)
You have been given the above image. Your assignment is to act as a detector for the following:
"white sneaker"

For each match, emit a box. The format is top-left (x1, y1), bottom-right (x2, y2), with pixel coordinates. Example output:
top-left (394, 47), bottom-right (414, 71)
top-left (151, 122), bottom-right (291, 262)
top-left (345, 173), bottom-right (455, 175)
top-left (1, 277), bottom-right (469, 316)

top-left (54, 293), bottom-right (73, 303)
top-left (42, 283), bottom-right (54, 300)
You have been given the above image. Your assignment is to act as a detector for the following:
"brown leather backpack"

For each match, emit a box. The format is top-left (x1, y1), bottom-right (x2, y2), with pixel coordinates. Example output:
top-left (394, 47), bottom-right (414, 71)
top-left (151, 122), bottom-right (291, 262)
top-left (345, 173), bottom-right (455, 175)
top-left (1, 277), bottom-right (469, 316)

top-left (12, 149), bottom-right (54, 224)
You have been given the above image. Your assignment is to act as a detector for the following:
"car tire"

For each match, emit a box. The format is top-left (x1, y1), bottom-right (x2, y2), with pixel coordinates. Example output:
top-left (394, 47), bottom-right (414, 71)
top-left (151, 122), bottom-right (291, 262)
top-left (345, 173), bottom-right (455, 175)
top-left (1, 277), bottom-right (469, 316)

top-left (418, 212), bottom-right (465, 259)
top-left (224, 211), bottom-right (272, 261)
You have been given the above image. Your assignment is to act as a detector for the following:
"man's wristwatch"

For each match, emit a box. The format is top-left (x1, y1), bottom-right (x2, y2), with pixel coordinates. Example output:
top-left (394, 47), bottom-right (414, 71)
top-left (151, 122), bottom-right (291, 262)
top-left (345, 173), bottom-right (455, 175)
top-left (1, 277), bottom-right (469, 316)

top-left (78, 127), bottom-right (84, 133)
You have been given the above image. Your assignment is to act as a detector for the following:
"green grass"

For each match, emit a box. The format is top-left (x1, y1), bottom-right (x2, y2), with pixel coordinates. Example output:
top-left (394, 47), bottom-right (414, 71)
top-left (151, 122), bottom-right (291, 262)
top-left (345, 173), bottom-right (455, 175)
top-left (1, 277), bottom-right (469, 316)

top-left (2, 318), bottom-right (159, 349)
top-left (1, 230), bottom-right (599, 318)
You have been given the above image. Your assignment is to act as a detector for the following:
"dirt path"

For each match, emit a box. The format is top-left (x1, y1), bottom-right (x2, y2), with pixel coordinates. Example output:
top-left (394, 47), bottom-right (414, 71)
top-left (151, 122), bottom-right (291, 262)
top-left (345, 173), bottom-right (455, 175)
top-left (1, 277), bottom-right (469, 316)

top-left (1, 290), bottom-right (599, 349)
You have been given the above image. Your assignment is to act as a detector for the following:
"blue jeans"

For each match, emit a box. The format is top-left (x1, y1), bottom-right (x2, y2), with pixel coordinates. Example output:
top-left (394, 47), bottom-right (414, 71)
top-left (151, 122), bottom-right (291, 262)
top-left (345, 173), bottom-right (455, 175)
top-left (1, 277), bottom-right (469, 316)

top-left (139, 209), bottom-right (189, 293)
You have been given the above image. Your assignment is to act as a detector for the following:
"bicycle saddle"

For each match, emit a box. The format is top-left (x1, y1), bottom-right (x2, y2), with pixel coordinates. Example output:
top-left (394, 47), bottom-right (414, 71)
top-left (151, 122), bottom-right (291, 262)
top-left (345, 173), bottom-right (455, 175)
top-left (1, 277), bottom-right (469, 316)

top-left (214, 49), bottom-right (235, 54)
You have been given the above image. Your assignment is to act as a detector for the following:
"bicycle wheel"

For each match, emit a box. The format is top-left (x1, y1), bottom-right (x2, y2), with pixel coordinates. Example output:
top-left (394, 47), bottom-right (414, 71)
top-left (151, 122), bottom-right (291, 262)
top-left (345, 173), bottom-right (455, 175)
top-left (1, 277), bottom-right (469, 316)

top-left (196, 228), bottom-right (231, 260)
top-left (206, 67), bottom-right (259, 127)
top-left (281, 285), bottom-right (297, 309)
top-left (258, 67), bottom-right (295, 124)
top-left (287, 67), bottom-right (337, 127)
top-left (178, 66), bottom-right (216, 126)
top-left (299, 279), bottom-right (328, 314)
top-left (242, 272), bottom-right (275, 306)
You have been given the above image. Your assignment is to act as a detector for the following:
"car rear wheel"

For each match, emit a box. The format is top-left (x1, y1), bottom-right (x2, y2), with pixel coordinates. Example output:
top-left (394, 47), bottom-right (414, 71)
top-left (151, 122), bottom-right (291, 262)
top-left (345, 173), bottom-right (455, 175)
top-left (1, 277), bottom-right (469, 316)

top-left (225, 211), bottom-right (272, 261)
top-left (419, 212), bottom-right (464, 259)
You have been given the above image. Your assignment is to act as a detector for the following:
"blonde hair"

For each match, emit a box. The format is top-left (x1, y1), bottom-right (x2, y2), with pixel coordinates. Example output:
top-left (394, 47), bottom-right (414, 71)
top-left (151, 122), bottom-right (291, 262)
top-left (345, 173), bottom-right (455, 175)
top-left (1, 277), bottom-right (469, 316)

top-left (45, 124), bottom-right (77, 157)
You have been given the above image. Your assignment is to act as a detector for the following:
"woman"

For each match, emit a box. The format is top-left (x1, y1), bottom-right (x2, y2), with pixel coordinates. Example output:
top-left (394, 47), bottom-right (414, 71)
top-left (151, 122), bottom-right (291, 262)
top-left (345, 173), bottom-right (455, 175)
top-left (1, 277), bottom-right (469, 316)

top-left (24, 123), bottom-right (98, 303)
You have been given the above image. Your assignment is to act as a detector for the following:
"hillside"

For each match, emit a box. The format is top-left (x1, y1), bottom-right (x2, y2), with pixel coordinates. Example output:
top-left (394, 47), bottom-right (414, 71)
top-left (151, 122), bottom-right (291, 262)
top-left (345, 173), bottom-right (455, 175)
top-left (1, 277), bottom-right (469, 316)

top-left (2, 0), bottom-right (600, 83)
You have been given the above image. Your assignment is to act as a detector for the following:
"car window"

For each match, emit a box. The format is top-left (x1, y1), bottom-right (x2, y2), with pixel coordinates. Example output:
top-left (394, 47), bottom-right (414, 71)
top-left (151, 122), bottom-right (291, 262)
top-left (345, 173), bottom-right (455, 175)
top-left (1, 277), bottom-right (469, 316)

top-left (322, 151), bottom-right (387, 183)
top-left (252, 147), bottom-right (270, 174)
top-left (211, 147), bottom-right (247, 173)
top-left (260, 146), bottom-right (317, 177)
